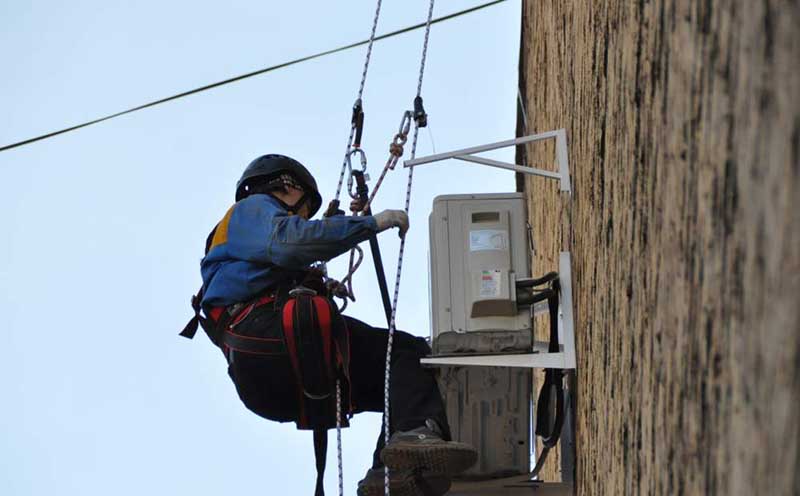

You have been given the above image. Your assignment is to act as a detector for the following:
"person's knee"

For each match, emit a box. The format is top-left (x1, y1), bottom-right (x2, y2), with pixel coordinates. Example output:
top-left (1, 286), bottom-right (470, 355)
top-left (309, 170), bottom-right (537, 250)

top-left (393, 330), bottom-right (432, 356)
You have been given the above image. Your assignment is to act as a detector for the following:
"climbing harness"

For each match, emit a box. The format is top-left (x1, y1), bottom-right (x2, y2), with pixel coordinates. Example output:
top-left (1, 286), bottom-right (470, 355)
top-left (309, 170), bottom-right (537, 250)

top-left (183, 282), bottom-right (353, 496)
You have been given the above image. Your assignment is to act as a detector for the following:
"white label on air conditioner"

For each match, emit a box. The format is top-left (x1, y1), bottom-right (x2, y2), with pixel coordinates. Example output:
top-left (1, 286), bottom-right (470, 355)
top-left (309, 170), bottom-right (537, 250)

top-left (469, 229), bottom-right (508, 251)
top-left (479, 270), bottom-right (502, 297)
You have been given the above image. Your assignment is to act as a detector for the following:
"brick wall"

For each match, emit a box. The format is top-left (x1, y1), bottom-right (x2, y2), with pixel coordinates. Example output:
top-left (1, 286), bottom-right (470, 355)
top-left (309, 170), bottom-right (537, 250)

top-left (517, 1), bottom-right (799, 494)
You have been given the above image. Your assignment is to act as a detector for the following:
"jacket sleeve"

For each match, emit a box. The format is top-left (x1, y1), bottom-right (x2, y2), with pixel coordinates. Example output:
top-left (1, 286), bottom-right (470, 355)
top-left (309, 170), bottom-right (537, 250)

top-left (268, 214), bottom-right (378, 268)
top-left (224, 195), bottom-right (378, 269)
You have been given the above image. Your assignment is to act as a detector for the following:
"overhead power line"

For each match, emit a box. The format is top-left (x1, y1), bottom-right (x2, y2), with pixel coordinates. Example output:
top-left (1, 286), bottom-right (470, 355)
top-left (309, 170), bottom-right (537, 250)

top-left (1, 0), bottom-right (508, 153)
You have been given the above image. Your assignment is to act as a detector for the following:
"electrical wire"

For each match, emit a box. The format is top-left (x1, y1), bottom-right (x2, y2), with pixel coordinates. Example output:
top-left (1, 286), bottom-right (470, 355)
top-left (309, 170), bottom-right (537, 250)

top-left (0, 0), bottom-right (508, 154)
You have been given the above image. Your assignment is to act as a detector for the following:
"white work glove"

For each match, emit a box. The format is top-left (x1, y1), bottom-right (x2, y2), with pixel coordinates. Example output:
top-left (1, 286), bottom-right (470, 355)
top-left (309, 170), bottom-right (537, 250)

top-left (374, 209), bottom-right (409, 238)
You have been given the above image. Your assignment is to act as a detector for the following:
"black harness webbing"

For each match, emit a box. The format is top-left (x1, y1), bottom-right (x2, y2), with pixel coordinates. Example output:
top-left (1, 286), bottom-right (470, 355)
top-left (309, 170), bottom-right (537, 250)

top-left (283, 292), bottom-right (350, 496)
top-left (313, 428), bottom-right (327, 496)
top-left (179, 289), bottom-right (206, 340)
top-left (179, 227), bottom-right (219, 342)
top-left (352, 170), bottom-right (392, 325)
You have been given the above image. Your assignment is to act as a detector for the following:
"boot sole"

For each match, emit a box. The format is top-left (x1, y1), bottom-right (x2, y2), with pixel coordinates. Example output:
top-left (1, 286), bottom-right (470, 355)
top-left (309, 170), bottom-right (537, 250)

top-left (380, 441), bottom-right (478, 476)
top-left (357, 476), bottom-right (419, 496)
top-left (357, 472), bottom-right (450, 496)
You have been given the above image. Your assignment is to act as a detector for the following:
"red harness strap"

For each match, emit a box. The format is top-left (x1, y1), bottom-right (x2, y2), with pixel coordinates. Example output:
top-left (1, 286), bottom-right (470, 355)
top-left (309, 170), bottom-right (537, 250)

top-left (282, 299), bottom-right (301, 373)
top-left (208, 295), bottom-right (284, 355)
top-left (281, 294), bottom-right (352, 430)
top-left (282, 298), bottom-right (309, 427)
top-left (207, 306), bottom-right (225, 322)
top-left (311, 297), bottom-right (333, 377)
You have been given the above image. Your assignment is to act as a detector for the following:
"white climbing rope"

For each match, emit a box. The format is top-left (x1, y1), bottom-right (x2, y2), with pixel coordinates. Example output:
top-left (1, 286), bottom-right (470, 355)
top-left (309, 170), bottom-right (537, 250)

top-left (336, 379), bottom-right (344, 496)
top-left (383, 2), bottom-right (436, 494)
top-left (334, 0), bottom-right (384, 202)
top-left (333, 3), bottom-right (385, 494)
top-left (326, 0), bottom-right (384, 310)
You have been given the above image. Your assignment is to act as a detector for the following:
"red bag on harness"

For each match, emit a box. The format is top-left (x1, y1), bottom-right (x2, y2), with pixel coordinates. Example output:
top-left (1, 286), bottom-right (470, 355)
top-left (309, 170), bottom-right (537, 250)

top-left (281, 288), bottom-right (352, 431)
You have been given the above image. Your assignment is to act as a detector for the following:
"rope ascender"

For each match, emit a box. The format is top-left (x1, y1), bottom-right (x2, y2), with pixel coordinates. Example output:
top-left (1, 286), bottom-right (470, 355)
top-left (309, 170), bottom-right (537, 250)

top-left (320, 1), bottom-right (437, 495)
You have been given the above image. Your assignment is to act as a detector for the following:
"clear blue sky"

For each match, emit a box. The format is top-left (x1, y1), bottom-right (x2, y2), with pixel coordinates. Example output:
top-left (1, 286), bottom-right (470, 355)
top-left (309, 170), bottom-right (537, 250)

top-left (0, 1), bottom-right (522, 494)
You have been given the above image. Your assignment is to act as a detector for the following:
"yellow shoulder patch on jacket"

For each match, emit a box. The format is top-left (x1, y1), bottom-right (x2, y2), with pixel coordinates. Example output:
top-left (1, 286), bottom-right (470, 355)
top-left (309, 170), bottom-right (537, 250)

top-left (210, 205), bottom-right (235, 250)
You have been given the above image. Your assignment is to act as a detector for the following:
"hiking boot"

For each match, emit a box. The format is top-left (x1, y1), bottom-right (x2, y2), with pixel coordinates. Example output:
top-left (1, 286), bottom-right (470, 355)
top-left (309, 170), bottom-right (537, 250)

top-left (380, 419), bottom-right (478, 477)
top-left (356, 467), bottom-right (450, 496)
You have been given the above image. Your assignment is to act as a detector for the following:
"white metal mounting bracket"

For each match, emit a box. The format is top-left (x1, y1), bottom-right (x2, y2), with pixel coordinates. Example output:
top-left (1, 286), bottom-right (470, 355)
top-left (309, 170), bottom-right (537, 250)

top-left (404, 128), bottom-right (571, 193)
top-left (409, 129), bottom-right (576, 370)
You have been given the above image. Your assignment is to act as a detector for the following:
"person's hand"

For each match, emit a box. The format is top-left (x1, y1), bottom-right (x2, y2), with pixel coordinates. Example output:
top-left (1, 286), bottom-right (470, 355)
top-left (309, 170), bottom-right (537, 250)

top-left (373, 209), bottom-right (409, 237)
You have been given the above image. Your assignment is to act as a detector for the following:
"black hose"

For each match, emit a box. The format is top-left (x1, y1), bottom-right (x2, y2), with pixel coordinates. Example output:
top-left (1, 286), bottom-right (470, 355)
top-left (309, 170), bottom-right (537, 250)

top-left (534, 281), bottom-right (565, 450)
top-left (517, 287), bottom-right (557, 307)
top-left (516, 272), bottom-right (559, 289)
top-left (535, 369), bottom-right (565, 449)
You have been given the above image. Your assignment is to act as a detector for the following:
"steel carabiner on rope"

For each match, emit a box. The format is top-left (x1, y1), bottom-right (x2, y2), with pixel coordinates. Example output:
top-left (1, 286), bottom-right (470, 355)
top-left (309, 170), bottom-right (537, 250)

top-left (346, 148), bottom-right (369, 199)
top-left (398, 110), bottom-right (413, 138)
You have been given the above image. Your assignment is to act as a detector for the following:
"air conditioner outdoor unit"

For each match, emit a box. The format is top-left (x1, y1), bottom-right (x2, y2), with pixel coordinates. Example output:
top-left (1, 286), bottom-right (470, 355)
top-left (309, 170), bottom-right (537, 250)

top-left (429, 192), bottom-right (532, 354)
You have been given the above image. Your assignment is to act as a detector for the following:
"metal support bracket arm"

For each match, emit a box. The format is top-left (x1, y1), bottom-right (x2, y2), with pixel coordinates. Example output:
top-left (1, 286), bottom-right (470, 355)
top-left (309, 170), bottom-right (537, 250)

top-left (403, 129), bottom-right (571, 193)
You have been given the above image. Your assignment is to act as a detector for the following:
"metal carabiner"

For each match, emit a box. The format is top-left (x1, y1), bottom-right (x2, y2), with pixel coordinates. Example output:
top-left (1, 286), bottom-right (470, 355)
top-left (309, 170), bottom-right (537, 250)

top-left (346, 148), bottom-right (368, 199)
top-left (398, 110), bottom-right (413, 137)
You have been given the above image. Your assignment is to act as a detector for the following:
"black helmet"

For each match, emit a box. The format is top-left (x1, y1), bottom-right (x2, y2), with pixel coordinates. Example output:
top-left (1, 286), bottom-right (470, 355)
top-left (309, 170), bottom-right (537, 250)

top-left (236, 154), bottom-right (323, 217)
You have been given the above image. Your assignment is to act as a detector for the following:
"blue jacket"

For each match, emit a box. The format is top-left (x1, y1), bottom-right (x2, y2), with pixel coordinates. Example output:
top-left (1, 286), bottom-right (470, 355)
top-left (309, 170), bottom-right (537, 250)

top-left (201, 194), bottom-right (378, 307)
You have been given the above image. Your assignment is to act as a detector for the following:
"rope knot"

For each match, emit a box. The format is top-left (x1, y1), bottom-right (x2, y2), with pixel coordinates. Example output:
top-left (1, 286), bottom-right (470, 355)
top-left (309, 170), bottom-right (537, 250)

top-left (389, 142), bottom-right (404, 158)
top-left (390, 132), bottom-right (408, 158)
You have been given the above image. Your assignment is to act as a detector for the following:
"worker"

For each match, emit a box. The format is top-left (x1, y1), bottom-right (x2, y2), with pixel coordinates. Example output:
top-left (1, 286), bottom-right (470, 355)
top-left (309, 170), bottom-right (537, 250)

top-left (188, 154), bottom-right (477, 496)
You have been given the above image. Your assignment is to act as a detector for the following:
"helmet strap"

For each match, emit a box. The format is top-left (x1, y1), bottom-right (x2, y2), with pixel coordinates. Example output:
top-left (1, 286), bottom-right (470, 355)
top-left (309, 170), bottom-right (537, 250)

top-left (287, 193), bottom-right (309, 215)
top-left (271, 191), bottom-right (308, 216)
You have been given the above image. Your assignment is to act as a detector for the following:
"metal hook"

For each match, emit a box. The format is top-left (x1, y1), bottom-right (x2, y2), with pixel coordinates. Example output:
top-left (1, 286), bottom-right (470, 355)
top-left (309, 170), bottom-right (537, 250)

top-left (398, 110), bottom-right (413, 136)
top-left (346, 148), bottom-right (368, 199)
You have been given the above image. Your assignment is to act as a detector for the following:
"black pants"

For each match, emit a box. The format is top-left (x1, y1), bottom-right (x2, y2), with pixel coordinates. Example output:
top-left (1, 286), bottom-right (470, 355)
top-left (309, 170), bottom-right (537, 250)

top-left (226, 303), bottom-right (450, 468)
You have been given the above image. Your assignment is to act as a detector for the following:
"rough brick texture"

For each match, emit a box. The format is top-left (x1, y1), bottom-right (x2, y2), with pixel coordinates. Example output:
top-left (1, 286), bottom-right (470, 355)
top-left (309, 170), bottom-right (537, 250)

top-left (517, 1), bottom-right (799, 494)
